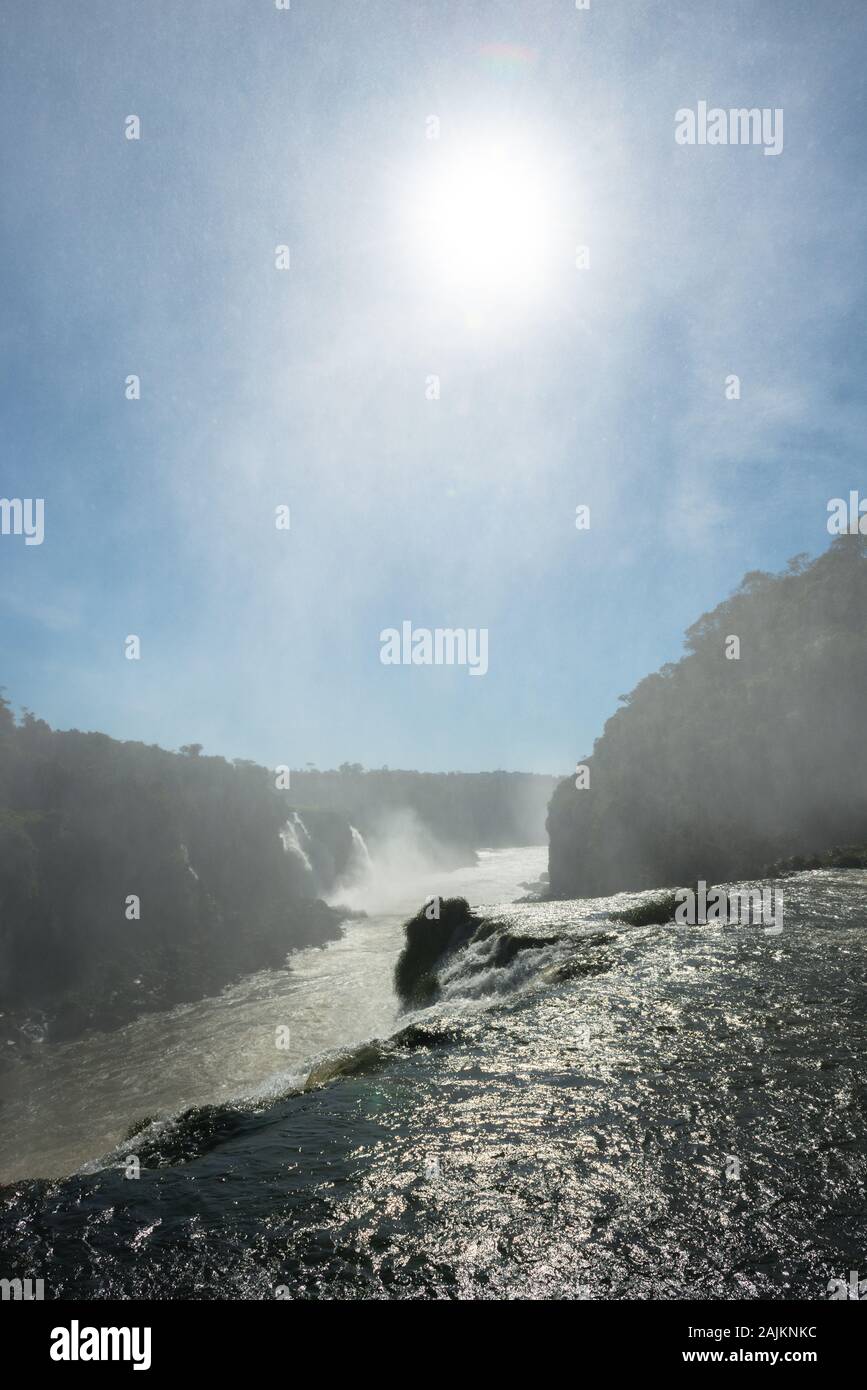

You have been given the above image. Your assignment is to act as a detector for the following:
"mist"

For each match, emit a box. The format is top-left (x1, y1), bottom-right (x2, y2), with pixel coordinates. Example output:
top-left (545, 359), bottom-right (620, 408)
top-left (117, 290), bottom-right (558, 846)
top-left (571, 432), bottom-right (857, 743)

top-left (3, 0), bottom-right (867, 1329)
top-left (4, 3), bottom-right (865, 781)
top-left (329, 808), bottom-right (465, 916)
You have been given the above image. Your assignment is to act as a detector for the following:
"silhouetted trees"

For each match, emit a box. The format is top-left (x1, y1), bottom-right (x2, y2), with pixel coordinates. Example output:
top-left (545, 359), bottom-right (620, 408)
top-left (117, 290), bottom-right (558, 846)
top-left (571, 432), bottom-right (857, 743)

top-left (548, 537), bottom-right (867, 897)
top-left (0, 711), bottom-right (347, 1040)
top-left (0, 703), bottom-right (556, 1041)
top-left (289, 767), bottom-right (556, 857)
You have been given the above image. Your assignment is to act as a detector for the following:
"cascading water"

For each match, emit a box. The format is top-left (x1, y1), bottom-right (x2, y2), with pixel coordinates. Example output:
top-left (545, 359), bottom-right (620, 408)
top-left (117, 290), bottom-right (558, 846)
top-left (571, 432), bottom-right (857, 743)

top-left (348, 825), bottom-right (373, 878)
top-left (4, 860), bottom-right (865, 1303)
top-left (0, 846), bottom-right (545, 1183)
top-left (279, 812), bottom-right (314, 874)
top-left (328, 824), bottom-right (375, 902)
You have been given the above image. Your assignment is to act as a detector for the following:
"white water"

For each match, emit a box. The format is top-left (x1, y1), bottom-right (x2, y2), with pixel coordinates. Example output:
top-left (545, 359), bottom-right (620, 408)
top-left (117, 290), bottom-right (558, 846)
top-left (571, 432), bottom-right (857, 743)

top-left (280, 812), bottom-right (314, 874)
top-left (347, 824), bottom-right (373, 876)
top-left (0, 845), bottom-right (546, 1183)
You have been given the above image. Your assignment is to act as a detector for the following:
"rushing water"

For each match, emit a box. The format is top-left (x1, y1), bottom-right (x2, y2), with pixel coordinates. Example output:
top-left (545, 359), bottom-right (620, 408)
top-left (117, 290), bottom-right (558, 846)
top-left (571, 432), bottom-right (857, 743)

top-left (1, 858), bottom-right (866, 1301)
top-left (0, 846), bottom-right (546, 1183)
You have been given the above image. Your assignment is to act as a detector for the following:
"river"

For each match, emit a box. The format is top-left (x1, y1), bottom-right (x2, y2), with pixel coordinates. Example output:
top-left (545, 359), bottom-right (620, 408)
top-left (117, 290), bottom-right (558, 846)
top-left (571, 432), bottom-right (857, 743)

top-left (0, 845), bottom-right (546, 1183)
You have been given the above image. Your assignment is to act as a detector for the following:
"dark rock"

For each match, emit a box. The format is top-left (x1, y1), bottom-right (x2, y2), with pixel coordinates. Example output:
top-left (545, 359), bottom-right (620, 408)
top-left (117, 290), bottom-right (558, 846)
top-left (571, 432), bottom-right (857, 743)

top-left (394, 897), bottom-right (481, 1006)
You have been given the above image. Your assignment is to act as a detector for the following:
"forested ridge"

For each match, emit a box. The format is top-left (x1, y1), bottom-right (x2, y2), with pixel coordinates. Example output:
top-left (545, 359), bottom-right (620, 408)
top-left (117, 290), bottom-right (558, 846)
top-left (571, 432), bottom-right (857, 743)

top-left (547, 536), bottom-right (867, 897)
top-left (289, 766), bottom-right (556, 858)
top-left (0, 708), bottom-right (555, 1041)
top-left (0, 710), bottom-right (349, 1041)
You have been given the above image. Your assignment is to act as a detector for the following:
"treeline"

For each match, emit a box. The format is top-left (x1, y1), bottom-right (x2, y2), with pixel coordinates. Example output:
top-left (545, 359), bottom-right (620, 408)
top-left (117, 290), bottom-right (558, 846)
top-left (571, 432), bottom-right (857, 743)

top-left (547, 536), bottom-right (867, 897)
top-left (288, 767), bottom-right (557, 858)
top-left (0, 703), bottom-right (556, 1043)
top-left (0, 705), bottom-right (352, 1042)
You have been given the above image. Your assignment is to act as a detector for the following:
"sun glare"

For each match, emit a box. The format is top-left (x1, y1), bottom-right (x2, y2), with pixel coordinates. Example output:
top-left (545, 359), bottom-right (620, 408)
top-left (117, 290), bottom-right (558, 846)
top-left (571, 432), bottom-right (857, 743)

top-left (409, 137), bottom-right (559, 299)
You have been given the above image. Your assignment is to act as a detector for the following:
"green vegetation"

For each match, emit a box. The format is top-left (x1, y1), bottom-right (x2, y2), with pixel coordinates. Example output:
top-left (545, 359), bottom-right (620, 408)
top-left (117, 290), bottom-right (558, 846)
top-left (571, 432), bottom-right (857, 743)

top-left (0, 703), bottom-right (347, 1041)
top-left (548, 536), bottom-right (867, 898)
top-left (289, 766), bottom-right (556, 858)
top-left (393, 897), bottom-right (481, 1006)
top-left (0, 706), bottom-right (554, 1042)
top-left (765, 844), bottom-right (867, 876)
top-left (612, 893), bottom-right (680, 926)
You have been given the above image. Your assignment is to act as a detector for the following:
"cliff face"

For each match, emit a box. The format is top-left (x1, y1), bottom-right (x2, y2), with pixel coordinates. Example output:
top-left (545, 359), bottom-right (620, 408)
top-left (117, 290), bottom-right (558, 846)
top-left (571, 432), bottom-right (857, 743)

top-left (279, 807), bottom-right (356, 897)
top-left (0, 715), bottom-right (355, 1041)
top-left (287, 767), bottom-right (557, 857)
top-left (547, 537), bottom-right (867, 899)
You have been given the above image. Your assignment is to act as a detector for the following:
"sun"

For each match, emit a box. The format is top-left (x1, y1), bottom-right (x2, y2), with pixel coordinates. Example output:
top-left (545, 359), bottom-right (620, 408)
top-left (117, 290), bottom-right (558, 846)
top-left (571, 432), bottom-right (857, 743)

top-left (408, 136), bottom-right (559, 299)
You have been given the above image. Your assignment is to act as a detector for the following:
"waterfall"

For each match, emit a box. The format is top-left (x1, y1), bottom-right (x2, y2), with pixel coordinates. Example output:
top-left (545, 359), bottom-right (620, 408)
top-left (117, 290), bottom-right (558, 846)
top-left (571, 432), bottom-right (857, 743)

top-left (327, 824), bottom-right (374, 904)
top-left (280, 812), bottom-right (314, 874)
top-left (180, 843), bottom-right (200, 881)
top-left (348, 825), bottom-right (373, 878)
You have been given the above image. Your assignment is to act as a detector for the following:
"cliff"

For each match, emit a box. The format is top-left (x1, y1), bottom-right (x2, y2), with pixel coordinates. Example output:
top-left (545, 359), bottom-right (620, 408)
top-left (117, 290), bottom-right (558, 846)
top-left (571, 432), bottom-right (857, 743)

top-left (547, 536), bottom-right (867, 898)
top-left (0, 712), bottom-right (356, 1042)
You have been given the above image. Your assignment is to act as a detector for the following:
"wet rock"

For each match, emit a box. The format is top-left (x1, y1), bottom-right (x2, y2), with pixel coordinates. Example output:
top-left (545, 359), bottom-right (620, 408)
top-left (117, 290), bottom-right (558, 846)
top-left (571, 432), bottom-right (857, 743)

top-left (394, 897), bottom-right (482, 1006)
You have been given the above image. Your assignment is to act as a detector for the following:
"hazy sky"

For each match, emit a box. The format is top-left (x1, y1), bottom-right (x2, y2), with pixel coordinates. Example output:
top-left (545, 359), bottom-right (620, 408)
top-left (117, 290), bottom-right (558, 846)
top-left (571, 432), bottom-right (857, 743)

top-left (2, 0), bottom-right (865, 773)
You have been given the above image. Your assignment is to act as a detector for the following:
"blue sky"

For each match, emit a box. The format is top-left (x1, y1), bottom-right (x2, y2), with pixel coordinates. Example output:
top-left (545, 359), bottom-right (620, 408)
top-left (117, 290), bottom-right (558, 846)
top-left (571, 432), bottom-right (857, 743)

top-left (1, 0), bottom-right (865, 773)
